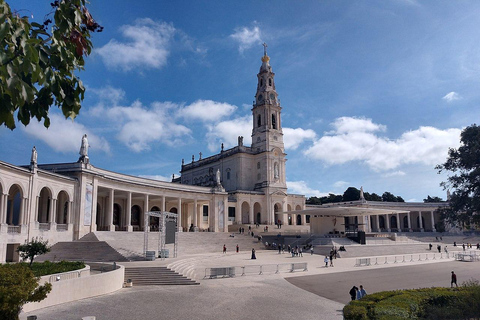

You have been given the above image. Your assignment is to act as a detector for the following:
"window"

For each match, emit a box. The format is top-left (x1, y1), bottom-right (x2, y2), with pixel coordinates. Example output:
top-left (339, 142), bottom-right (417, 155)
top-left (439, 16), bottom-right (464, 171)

top-left (226, 169), bottom-right (231, 180)
top-left (269, 78), bottom-right (272, 86)
top-left (260, 78), bottom-right (263, 87)
top-left (228, 207), bottom-right (235, 221)
top-left (257, 162), bottom-right (260, 169)
top-left (272, 114), bottom-right (276, 129)
top-left (257, 114), bottom-right (261, 127)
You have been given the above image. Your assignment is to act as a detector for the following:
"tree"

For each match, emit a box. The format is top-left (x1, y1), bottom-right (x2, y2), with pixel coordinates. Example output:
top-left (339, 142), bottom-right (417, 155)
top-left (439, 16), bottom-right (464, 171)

top-left (0, 0), bottom-right (102, 130)
top-left (364, 192), bottom-right (382, 202)
top-left (423, 195), bottom-right (443, 203)
top-left (436, 124), bottom-right (480, 227)
top-left (17, 238), bottom-right (50, 266)
top-left (342, 187), bottom-right (360, 202)
top-left (0, 264), bottom-right (52, 319)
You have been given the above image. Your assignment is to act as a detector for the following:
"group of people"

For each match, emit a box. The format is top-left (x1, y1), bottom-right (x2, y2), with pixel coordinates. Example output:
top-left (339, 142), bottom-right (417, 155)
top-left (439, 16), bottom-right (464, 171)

top-left (349, 285), bottom-right (367, 300)
top-left (428, 243), bottom-right (449, 253)
top-left (222, 244), bottom-right (241, 253)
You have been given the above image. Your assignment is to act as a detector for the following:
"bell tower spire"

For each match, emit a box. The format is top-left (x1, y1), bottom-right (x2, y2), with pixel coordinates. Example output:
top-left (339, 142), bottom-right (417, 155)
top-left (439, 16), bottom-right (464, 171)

top-left (251, 44), bottom-right (284, 153)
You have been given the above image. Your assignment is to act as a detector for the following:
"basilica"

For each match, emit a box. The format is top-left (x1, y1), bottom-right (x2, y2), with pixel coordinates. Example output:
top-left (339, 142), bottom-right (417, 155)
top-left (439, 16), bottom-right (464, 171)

top-left (0, 49), bottom-right (305, 263)
top-left (0, 49), bottom-right (445, 263)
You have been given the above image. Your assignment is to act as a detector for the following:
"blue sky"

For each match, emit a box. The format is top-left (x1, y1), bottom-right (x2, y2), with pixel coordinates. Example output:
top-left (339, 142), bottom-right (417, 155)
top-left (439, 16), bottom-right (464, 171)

top-left (2, 0), bottom-right (480, 201)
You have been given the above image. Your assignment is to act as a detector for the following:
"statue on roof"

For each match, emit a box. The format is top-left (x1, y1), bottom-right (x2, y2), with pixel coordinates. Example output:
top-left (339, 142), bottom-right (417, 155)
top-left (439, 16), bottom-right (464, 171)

top-left (31, 146), bottom-right (37, 165)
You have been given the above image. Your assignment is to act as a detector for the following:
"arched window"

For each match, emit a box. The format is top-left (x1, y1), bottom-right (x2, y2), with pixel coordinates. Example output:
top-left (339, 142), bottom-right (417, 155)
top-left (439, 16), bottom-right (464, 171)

top-left (268, 78), bottom-right (272, 86)
top-left (257, 114), bottom-right (261, 127)
top-left (260, 78), bottom-right (263, 87)
top-left (226, 168), bottom-right (231, 180)
top-left (272, 114), bottom-right (276, 129)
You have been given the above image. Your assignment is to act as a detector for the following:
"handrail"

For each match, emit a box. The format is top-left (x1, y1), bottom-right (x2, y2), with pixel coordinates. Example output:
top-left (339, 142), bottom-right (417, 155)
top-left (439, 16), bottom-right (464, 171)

top-left (204, 262), bottom-right (307, 279)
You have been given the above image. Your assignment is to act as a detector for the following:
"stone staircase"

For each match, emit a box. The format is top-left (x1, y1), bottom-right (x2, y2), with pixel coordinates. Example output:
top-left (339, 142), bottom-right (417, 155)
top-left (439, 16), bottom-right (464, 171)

top-left (36, 234), bottom-right (129, 262)
top-left (124, 266), bottom-right (198, 286)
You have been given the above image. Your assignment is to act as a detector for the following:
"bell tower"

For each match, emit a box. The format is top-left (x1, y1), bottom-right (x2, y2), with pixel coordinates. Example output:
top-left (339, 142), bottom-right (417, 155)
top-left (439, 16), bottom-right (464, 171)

top-left (251, 43), bottom-right (285, 154)
top-left (251, 44), bottom-right (287, 193)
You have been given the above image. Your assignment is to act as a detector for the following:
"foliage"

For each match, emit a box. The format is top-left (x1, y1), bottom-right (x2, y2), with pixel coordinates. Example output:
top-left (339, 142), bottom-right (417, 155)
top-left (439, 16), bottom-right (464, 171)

top-left (436, 124), bottom-right (480, 228)
top-left (343, 285), bottom-right (480, 320)
top-left (423, 195), bottom-right (443, 203)
top-left (17, 238), bottom-right (50, 266)
top-left (343, 187), bottom-right (361, 202)
top-left (0, 0), bottom-right (102, 130)
top-left (0, 263), bottom-right (52, 319)
top-left (306, 188), bottom-right (405, 205)
top-left (30, 260), bottom-right (85, 277)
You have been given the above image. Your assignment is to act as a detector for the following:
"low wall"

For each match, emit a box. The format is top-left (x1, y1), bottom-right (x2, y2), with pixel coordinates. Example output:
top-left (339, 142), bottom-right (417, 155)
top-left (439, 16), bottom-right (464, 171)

top-left (22, 264), bottom-right (125, 313)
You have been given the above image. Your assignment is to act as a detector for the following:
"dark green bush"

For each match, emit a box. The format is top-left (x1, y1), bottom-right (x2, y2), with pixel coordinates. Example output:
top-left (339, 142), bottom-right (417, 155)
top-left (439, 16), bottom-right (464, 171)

top-left (344, 285), bottom-right (480, 320)
top-left (29, 261), bottom-right (85, 277)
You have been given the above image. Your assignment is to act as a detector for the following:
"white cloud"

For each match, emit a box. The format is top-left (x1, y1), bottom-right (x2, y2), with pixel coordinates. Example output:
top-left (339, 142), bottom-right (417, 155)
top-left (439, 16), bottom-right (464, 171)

top-left (305, 116), bottom-right (461, 171)
top-left (230, 25), bottom-right (262, 53)
top-left (442, 91), bottom-right (461, 102)
top-left (382, 171), bottom-right (406, 177)
top-left (178, 100), bottom-right (237, 122)
top-left (333, 180), bottom-right (350, 188)
top-left (283, 127), bottom-right (316, 150)
top-left (138, 174), bottom-right (171, 182)
top-left (287, 181), bottom-right (327, 197)
top-left (104, 101), bottom-right (191, 152)
top-left (205, 115), bottom-right (252, 152)
top-left (22, 114), bottom-right (110, 154)
top-left (96, 19), bottom-right (175, 71)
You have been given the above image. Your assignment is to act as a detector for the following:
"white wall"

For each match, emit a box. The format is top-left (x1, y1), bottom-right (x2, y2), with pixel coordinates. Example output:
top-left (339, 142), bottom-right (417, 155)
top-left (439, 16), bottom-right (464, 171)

top-left (22, 264), bottom-right (125, 313)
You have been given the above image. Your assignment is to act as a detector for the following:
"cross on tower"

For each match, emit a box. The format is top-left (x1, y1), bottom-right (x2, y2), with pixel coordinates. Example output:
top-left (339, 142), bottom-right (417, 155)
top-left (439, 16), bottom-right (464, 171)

top-left (263, 42), bottom-right (268, 56)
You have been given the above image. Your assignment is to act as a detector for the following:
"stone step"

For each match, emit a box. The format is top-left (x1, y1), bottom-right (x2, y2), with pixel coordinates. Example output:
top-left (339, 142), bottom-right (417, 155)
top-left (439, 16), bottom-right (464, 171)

top-left (124, 267), bottom-right (198, 286)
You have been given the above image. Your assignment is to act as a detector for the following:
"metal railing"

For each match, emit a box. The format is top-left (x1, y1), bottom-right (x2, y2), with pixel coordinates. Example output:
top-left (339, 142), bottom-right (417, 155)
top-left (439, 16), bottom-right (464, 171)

top-left (355, 252), bottom-right (454, 267)
top-left (7, 226), bottom-right (20, 233)
top-left (48, 269), bottom-right (89, 283)
top-left (204, 262), bottom-right (307, 279)
top-left (39, 223), bottom-right (50, 231)
top-left (454, 251), bottom-right (480, 262)
top-left (56, 224), bottom-right (68, 231)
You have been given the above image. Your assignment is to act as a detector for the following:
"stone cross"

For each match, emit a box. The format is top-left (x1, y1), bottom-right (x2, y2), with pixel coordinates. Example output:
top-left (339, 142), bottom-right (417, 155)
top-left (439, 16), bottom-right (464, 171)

top-left (263, 42), bottom-right (268, 56)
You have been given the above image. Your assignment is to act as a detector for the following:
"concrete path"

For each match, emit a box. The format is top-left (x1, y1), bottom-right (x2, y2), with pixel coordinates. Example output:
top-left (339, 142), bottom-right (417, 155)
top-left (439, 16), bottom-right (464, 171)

top-left (21, 243), bottom-right (480, 320)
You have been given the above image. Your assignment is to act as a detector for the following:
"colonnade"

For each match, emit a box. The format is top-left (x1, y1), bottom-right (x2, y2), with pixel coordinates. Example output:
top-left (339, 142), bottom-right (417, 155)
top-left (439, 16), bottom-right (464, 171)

top-left (370, 210), bottom-right (437, 232)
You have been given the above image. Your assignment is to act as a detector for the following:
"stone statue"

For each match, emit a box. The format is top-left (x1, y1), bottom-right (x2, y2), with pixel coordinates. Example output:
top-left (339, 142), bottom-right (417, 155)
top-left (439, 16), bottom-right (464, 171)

top-left (238, 136), bottom-right (243, 146)
top-left (274, 163), bottom-right (279, 179)
top-left (31, 146), bottom-right (37, 164)
top-left (79, 134), bottom-right (89, 157)
top-left (216, 169), bottom-right (221, 186)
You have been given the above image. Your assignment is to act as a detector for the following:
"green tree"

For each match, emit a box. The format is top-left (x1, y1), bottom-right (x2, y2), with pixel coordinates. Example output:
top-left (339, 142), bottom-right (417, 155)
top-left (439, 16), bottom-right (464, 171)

top-left (364, 192), bottom-right (382, 201)
top-left (423, 195), bottom-right (443, 203)
top-left (17, 238), bottom-right (50, 266)
top-left (0, 264), bottom-right (52, 319)
top-left (0, 0), bottom-right (102, 129)
top-left (342, 187), bottom-right (360, 201)
top-left (436, 124), bottom-right (480, 227)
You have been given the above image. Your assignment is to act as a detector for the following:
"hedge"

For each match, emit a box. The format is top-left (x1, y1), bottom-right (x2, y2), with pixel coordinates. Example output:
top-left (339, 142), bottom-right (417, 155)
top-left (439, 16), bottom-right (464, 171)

top-left (344, 283), bottom-right (480, 320)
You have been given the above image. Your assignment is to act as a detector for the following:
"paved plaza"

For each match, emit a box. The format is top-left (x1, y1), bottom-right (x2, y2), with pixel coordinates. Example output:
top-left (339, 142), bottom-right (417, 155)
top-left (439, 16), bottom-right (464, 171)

top-left (21, 241), bottom-right (480, 320)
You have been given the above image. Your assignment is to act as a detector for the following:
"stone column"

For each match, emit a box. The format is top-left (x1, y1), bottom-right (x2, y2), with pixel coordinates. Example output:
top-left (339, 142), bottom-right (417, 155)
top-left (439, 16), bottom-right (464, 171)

top-left (418, 211), bottom-right (423, 231)
top-left (143, 194), bottom-right (149, 231)
top-left (197, 203), bottom-right (202, 229)
top-left (177, 197), bottom-right (182, 231)
top-left (282, 201), bottom-right (287, 226)
top-left (407, 212), bottom-right (412, 232)
top-left (193, 199), bottom-right (198, 228)
top-left (430, 211), bottom-right (436, 232)
top-left (161, 195), bottom-right (166, 212)
top-left (0, 193), bottom-right (7, 224)
top-left (51, 198), bottom-right (57, 224)
top-left (375, 215), bottom-right (380, 232)
top-left (126, 192), bottom-right (132, 232)
top-left (235, 201), bottom-right (241, 225)
top-left (249, 202), bottom-right (254, 225)
top-left (396, 213), bottom-right (400, 232)
top-left (47, 198), bottom-right (53, 223)
top-left (106, 189), bottom-right (114, 231)
top-left (385, 214), bottom-right (390, 232)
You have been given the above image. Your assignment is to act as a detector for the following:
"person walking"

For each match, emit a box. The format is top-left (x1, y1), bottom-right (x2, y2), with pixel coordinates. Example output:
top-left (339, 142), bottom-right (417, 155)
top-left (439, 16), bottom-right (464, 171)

top-left (358, 285), bottom-right (367, 299)
top-left (324, 256), bottom-right (329, 267)
top-left (251, 248), bottom-right (256, 259)
top-left (223, 244), bottom-right (227, 254)
top-left (236, 244), bottom-right (239, 253)
top-left (310, 246), bottom-right (314, 255)
top-left (451, 271), bottom-right (458, 288)
top-left (349, 286), bottom-right (358, 301)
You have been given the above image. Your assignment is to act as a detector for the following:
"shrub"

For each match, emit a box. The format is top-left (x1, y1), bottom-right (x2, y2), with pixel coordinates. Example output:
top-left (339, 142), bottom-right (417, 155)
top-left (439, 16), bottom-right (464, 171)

top-left (30, 261), bottom-right (85, 277)
top-left (0, 264), bottom-right (51, 320)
